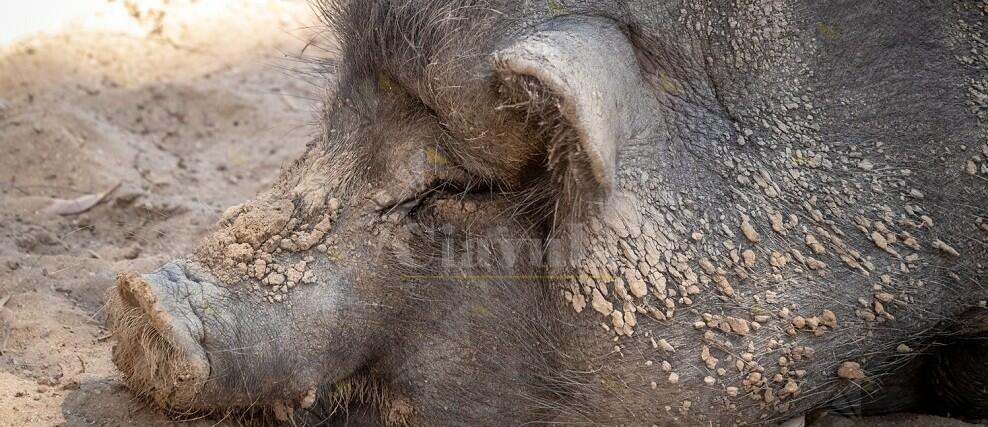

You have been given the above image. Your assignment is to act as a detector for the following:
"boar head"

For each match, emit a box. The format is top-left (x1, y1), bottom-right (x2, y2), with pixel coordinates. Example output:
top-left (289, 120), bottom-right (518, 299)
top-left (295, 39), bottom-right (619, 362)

top-left (106, 3), bottom-right (658, 425)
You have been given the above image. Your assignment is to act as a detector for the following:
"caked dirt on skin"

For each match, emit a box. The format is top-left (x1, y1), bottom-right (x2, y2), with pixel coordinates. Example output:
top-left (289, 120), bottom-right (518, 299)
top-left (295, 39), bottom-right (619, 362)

top-left (0, 1), bottom-right (981, 425)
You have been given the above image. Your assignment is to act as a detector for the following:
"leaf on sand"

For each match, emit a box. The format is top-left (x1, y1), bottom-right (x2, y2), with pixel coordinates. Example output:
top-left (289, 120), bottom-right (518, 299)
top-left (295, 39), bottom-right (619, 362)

top-left (43, 182), bottom-right (121, 216)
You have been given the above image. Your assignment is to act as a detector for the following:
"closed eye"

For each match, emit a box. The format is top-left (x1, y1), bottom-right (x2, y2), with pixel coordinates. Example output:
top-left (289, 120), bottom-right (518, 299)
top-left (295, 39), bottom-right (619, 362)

top-left (384, 178), bottom-right (497, 219)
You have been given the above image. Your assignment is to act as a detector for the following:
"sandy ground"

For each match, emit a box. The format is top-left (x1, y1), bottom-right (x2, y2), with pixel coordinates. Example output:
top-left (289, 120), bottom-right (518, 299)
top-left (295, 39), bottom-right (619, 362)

top-left (0, 1), bottom-right (982, 426)
top-left (0, 1), bottom-right (323, 425)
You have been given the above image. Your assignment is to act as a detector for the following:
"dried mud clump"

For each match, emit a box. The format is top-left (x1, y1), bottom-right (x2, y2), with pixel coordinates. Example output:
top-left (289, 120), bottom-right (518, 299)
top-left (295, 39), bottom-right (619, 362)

top-left (786, 309), bottom-right (837, 336)
top-left (836, 361), bottom-right (866, 380)
top-left (194, 197), bottom-right (295, 281)
top-left (192, 195), bottom-right (341, 301)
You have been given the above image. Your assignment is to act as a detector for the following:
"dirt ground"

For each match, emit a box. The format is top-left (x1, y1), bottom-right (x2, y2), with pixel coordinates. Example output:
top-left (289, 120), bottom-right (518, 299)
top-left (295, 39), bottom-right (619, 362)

top-left (0, 1), bottom-right (982, 426)
top-left (0, 1), bottom-right (322, 425)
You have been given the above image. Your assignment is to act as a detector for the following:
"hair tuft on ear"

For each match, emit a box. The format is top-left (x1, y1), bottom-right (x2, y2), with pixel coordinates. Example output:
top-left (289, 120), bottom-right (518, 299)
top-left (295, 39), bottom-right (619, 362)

top-left (494, 15), bottom-right (661, 197)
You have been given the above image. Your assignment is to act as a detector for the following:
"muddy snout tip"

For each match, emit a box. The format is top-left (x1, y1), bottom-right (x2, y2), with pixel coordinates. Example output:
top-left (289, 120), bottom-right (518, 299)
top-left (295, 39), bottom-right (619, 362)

top-left (106, 269), bottom-right (210, 409)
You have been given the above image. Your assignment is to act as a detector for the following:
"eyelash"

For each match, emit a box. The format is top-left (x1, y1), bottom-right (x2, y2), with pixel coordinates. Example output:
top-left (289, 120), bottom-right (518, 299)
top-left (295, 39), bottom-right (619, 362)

top-left (388, 179), bottom-right (494, 219)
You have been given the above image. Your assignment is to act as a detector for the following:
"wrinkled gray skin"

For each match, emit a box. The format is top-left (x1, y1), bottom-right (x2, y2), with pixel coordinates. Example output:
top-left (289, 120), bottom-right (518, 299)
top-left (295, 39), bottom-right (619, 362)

top-left (106, 0), bottom-right (988, 425)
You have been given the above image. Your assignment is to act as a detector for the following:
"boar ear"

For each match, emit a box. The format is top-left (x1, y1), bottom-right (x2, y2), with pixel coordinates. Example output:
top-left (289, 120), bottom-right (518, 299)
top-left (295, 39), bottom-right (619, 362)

top-left (494, 16), bottom-right (659, 193)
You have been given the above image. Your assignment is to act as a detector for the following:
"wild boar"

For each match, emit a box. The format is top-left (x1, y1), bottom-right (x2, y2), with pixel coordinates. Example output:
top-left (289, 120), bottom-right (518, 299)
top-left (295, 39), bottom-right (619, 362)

top-left (106, 0), bottom-right (988, 425)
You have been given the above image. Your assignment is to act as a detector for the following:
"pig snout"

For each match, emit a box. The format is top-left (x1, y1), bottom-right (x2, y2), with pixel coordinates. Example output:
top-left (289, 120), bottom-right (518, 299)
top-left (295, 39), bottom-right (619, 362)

top-left (106, 262), bottom-right (211, 410)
